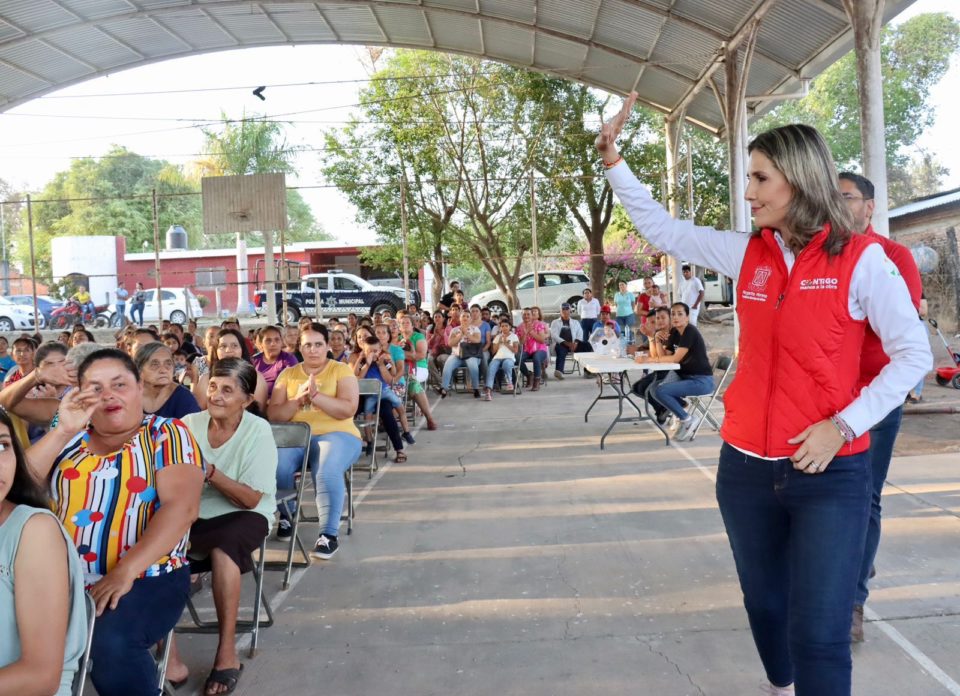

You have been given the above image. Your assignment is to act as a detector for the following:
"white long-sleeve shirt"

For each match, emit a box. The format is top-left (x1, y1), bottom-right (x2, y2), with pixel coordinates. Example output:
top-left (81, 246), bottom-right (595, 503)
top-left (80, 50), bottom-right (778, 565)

top-left (607, 161), bottom-right (932, 441)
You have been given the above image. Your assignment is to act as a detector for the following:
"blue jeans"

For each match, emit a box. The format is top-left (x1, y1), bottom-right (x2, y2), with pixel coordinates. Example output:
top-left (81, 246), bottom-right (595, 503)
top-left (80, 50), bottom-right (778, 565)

top-left (554, 340), bottom-right (591, 373)
top-left (441, 355), bottom-right (480, 390)
top-left (716, 443), bottom-right (871, 695)
top-left (580, 318), bottom-right (597, 338)
top-left (651, 374), bottom-right (714, 419)
top-left (276, 431), bottom-right (363, 536)
top-left (131, 302), bottom-right (144, 326)
top-left (486, 357), bottom-right (515, 388)
top-left (856, 405), bottom-right (903, 605)
top-left (615, 314), bottom-right (636, 331)
top-left (115, 302), bottom-right (125, 325)
top-left (519, 349), bottom-right (548, 378)
top-left (90, 567), bottom-right (190, 696)
top-left (363, 385), bottom-right (402, 414)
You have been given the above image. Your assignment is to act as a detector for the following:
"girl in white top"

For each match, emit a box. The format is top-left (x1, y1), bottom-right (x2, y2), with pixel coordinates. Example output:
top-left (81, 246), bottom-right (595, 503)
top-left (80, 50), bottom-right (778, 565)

top-left (484, 318), bottom-right (520, 398)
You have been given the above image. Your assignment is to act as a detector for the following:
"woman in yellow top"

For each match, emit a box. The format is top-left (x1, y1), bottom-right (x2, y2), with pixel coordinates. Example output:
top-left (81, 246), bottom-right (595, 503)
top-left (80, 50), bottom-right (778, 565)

top-left (268, 323), bottom-right (360, 560)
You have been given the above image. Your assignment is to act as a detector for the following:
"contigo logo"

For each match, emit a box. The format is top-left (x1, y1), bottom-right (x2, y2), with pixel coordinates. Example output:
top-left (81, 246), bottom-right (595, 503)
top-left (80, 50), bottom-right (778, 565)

top-left (799, 277), bottom-right (839, 290)
top-left (750, 266), bottom-right (773, 289)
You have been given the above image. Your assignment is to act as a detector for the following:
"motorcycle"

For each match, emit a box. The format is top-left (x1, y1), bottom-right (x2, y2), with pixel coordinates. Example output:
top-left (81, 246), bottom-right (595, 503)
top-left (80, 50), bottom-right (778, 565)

top-left (49, 299), bottom-right (112, 329)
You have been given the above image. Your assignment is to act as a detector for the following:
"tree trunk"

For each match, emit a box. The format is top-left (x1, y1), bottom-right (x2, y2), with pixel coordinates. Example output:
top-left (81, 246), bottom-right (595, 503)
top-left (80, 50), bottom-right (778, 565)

top-left (429, 259), bottom-right (444, 308)
top-left (588, 230), bottom-right (606, 299)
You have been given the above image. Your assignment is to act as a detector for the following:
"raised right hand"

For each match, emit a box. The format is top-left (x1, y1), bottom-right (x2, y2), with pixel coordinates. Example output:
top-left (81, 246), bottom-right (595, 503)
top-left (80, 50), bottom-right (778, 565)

top-left (594, 91), bottom-right (638, 161)
top-left (56, 387), bottom-right (100, 434)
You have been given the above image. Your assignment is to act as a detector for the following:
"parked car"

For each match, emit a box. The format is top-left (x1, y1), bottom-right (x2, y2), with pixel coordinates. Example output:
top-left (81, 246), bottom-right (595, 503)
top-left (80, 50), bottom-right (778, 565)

top-left (468, 271), bottom-right (590, 315)
top-left (255, 272), bottom-right (420, 322)
top-left (107, 287), bottom-right (203, 325)
top-left (627, 267), bottom-right (733, 305)
top-left (6, 294), bottom-right (63, 328)
top-left (0, 295), bottom-right (39, 332)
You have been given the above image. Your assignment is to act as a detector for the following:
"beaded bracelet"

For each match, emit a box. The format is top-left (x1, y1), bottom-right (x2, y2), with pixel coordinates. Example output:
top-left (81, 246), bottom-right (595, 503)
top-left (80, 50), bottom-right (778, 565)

top-left (830, 414), bottom-right (855, 443)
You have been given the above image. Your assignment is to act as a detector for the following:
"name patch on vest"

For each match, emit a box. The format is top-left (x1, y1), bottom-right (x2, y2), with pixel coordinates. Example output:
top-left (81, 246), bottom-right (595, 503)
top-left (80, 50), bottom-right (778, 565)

top-left (741, 265), bottom-right (773, 302)
top-left (799, 277), bottom-right (839, 290)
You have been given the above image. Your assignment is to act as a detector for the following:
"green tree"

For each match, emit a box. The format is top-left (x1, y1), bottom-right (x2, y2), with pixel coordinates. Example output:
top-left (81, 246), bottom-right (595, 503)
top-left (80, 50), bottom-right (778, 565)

top-left (321, 52), bottom-right (466, 306)
top-left (754, 12), bottom-right (960, 194)
top-left (323, 52), bottom-right (568, 310)
top-left (888, 150), bottom-right (950, 207)
top-left (12, 147), bottom-right (202, 282)
top-left (195, 113), bottom-right (328, 247)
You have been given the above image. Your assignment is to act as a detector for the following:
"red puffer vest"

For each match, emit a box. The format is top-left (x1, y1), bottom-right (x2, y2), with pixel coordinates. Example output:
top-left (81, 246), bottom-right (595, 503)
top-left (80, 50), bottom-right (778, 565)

top-left (721, 226), bottom-right (876, 458)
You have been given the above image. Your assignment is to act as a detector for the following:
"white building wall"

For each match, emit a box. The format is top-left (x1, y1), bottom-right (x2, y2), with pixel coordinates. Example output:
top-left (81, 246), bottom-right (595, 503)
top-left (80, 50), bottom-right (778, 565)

top-left (51, 236), bottom-right (118, 304)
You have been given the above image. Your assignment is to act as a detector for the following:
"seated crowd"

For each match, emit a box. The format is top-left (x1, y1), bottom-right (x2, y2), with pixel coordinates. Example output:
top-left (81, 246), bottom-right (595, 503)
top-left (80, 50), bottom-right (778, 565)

top-left (0, 286), bottom-right (713, 695)
top-left (0, 306), bottom-right (447, 696)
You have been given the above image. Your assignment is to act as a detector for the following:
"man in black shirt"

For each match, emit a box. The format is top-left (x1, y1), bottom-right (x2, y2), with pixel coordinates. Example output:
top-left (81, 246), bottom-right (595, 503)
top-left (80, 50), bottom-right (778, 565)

top-left (646, 303), bottom-right (715, 440)
top-left (439, 281), bottom-right (461, 310)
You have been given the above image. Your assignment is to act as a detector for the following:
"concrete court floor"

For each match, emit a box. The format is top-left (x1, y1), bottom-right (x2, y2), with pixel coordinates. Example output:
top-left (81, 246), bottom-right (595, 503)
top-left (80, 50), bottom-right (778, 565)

top-left (172, 375), bottom-right (960, 696)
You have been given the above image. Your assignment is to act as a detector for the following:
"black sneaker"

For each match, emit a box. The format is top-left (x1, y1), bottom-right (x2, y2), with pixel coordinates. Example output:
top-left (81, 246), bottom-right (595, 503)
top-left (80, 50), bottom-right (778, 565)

top-left (656, 410), bottom-right (670, 425)
top-left (277, 518), bottom-right (293, 540)
top-left (312, 534), bottom-right (339, 560)
top-left (473, 389), bottom-right (481, 399)
top-left (403, 431), bottom-right (416, 445)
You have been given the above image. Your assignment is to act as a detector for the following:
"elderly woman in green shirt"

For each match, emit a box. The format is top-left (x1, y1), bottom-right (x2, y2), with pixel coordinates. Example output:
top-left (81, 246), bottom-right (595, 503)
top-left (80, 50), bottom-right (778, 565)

top-left (166, 358), bottom-right (278, 695)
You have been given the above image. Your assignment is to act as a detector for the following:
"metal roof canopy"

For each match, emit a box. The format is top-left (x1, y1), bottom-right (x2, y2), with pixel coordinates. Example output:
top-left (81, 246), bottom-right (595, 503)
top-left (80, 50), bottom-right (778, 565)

top-left (0, 0), bottom-right (916, 133)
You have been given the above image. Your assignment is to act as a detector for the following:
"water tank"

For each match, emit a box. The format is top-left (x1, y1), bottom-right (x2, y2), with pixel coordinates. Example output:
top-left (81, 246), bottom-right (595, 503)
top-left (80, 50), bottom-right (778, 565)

top-left (166, 225), bottom-right (188, 251)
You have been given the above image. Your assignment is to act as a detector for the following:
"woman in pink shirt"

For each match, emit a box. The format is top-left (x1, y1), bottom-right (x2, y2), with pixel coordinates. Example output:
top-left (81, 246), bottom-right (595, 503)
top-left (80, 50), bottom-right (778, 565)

top-left (516, 308), bottom-right (549, 391)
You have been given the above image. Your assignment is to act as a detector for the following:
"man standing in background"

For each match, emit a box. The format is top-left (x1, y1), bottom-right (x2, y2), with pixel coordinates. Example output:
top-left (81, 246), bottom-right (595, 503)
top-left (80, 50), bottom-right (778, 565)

top-left (678, 266), bottom-right (704, 326)
top-left (114, 280), bottom-right (129, 328)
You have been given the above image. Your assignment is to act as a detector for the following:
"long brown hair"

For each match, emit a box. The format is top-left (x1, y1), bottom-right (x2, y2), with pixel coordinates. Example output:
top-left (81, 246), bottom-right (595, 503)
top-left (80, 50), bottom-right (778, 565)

top-left (748, 123), bottom-right (853, 257)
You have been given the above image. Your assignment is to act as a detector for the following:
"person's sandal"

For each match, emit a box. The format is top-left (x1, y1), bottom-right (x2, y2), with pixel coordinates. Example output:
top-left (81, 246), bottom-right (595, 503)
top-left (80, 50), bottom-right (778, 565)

top-left (204, 664), bottom-right (244, 695)
top-left (395, 451), bottom-right (407, 463)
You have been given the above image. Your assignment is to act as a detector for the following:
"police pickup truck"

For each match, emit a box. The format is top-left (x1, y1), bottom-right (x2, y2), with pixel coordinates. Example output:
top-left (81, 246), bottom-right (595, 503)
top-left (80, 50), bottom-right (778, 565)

top-left (255, 272), bottom-right (420, 321)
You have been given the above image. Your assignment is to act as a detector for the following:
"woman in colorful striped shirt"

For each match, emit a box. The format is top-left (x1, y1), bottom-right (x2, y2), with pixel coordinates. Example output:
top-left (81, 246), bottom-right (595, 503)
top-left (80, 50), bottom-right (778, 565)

top-left (26, 347), bottom-right (205, 696)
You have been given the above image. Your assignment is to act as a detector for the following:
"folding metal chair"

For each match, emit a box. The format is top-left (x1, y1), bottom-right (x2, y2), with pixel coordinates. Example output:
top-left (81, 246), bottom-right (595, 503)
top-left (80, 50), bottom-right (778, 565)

top-left (155, 628), bottom-right (174, 693)
top-left (71, 593), bottom-right (97, 696)
top-left (687, 355), bottom-right (735, 441)
top-left (178, 536), bottom-right (273, 657)
top-left (266, 422), bottom-right (313, 589)
top-left (354, 378), bottom-right (381, 479)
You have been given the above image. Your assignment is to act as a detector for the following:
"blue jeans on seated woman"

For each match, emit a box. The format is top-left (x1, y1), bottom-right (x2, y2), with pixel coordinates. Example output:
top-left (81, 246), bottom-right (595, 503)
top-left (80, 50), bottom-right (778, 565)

top-left (90, 567), bottom-right (190, 696)
top-left (716, 443), bottom-right (871, 696)
top-left (441, 355), bottom-right (481, 390)
top-left (485, 357), bottom-right (515, 389)
top-left (276, 431), bottom-right (363, 536)
top-left (651, 374), bottom-right (713, 420)
top-left (519, 349), bottom-right (548, 378)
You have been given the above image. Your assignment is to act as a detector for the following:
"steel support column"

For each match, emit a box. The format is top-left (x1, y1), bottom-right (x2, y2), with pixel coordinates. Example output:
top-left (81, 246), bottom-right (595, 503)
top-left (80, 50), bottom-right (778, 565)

top-left (664, 112), bottom-right (684, 303)
top-left (843, 0), bottom-right (889, 236)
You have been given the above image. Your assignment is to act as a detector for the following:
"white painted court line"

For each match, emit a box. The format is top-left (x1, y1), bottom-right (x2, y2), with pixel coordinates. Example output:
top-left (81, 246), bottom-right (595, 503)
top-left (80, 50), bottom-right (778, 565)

top-left (863, 605), bottom-right (960, 695)
top-left (672, 438), bottom-right (960, 695)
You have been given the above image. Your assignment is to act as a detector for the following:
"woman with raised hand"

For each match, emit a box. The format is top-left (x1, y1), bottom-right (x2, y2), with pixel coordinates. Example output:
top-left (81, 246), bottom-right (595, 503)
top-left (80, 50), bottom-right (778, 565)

top-left (26, 347), bottom-right (205, 696)
top-left (597, 94), bottom-right (931, 696)
top-left (0, 409), bottom-right (87, 695)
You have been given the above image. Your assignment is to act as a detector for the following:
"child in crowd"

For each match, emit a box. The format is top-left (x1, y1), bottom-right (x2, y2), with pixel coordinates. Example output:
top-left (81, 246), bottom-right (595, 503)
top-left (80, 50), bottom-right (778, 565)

top-left (355, 335), bottom-right (405, 423)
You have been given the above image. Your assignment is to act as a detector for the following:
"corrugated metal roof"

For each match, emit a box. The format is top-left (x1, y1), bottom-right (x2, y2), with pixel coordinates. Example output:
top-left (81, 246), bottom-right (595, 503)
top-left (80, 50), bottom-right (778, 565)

top-left (0, 0), bottom-right (918, 133)
top-left (889, 189), bottom-right (960, 219)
